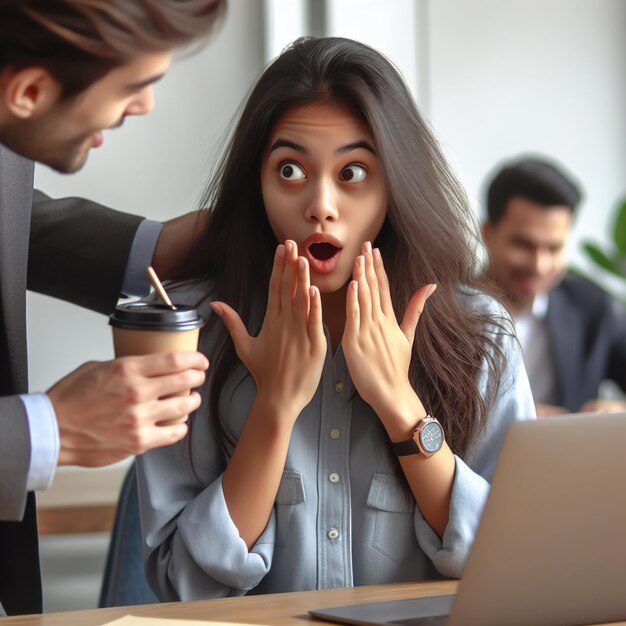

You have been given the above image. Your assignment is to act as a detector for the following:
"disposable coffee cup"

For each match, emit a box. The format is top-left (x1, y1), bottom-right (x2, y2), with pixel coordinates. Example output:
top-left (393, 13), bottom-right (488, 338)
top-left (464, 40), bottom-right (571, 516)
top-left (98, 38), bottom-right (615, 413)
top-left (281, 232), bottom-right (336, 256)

top-left (109, 301), bottom-right (205, 425)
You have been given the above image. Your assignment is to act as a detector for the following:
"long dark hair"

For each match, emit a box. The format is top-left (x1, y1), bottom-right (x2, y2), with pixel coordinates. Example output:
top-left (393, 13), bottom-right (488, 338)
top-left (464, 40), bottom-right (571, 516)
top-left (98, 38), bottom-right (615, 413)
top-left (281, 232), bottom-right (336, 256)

top-left (199, 36), bottom-right (508, 456)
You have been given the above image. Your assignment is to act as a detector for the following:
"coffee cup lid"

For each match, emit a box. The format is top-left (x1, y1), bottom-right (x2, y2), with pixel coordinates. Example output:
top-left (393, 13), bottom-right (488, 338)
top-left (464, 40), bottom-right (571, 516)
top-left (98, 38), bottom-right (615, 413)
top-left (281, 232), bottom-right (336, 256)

top-left (109, 301), bottom-right (205, 331)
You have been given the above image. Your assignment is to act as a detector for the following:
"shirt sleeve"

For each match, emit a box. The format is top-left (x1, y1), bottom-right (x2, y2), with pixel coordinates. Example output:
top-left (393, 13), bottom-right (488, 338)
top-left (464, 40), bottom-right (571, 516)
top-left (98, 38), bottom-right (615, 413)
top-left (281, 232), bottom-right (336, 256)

top-left (20, 393), bottom-right (60, 492)
top-left (136, 400), bottom-right (275, 601)
top-left (121, 219), bottom-right (163, 297)
top-left (413, 310), bottom-right (536, 578)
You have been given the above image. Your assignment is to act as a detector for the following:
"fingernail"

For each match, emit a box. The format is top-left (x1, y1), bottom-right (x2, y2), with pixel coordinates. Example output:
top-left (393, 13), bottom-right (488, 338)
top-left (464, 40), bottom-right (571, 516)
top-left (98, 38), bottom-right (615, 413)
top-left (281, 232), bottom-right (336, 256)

top-left (364, 241), bottom-right (372, 254)
top-left (210, 302), bottom-right (223, 316)
top-left (276, 244), bottom-right (285, 257)
top-left (299, 257), bottom-right (306, 271)
top-left (426, 284), bottom-right (437, 298)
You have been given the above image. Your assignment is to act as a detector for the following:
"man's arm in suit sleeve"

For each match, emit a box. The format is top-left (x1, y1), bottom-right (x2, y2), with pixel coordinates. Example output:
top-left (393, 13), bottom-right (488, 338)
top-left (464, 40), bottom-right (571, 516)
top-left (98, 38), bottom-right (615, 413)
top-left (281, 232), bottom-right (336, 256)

top-left (26, 190), bottom-right (144, 314)
top-left (2, 191), bottom-right (143, 520)
top-left (2, 192), bottom-right (149, 521)
top-left (15, 191), bottom-right (206, 521)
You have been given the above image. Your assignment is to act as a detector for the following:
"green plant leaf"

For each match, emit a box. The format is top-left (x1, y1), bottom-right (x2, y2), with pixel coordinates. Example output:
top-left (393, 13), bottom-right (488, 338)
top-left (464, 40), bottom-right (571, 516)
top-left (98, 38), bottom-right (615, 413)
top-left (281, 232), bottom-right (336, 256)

top-left (612, 198), bottom-right (626, 254)
top-left (581, 241), bottom-right (626, 278)
top-left (570, 264), bottom-right (626, 305)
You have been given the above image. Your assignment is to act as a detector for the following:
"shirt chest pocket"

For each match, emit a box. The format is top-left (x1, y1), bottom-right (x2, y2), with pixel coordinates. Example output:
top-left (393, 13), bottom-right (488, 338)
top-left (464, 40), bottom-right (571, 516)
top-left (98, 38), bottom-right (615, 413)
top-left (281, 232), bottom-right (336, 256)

top-left (275, 469), bottom-right (306, 505)
top-left (367, 473), bottom-right (417, 563)
top-left (273, 470), bottom-right (306, 549)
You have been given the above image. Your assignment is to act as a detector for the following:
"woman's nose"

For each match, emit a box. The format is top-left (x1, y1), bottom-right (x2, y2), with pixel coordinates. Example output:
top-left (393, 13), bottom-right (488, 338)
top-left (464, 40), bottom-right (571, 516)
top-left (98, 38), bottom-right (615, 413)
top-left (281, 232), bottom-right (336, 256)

top-left (304, 179), bottom-right (339, 222)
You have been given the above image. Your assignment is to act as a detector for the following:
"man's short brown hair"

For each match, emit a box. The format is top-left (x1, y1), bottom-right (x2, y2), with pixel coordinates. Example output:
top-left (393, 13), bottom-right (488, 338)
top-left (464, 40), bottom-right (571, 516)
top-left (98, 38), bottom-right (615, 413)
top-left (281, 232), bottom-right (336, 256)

top-left (0, 0), bottom-right (226, 98)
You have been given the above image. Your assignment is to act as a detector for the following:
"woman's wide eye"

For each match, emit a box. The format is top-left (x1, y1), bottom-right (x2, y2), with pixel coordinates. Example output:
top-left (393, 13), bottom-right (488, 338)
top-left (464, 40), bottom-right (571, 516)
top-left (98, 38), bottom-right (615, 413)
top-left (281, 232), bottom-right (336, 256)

top-left (340, 165), bottom-right (367, 183)
top-left (279, 162), bottom-right (306, 180)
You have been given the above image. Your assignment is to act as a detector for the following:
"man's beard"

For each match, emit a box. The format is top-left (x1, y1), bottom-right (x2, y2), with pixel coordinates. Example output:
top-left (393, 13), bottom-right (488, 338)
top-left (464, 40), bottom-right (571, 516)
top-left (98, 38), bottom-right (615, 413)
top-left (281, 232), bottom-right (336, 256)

top-left (0, 115), bottom-right (92, 174)
top-left (40, 140), bottom-right (91, 174)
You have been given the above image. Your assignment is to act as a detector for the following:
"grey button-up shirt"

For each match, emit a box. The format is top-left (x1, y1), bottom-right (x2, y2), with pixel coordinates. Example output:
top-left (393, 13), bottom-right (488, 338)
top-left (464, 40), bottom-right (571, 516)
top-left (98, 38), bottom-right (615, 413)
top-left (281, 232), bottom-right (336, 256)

top-left (136, 284), bottom-right (535, 601)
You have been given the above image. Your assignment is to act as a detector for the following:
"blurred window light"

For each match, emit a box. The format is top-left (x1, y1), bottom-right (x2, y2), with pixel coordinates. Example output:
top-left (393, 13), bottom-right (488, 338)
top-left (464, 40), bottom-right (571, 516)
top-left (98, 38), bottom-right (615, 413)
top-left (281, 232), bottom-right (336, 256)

top-left (264, 0), bottom-right (308, 61)
top-left (263, 0), bottom-right (426, 108)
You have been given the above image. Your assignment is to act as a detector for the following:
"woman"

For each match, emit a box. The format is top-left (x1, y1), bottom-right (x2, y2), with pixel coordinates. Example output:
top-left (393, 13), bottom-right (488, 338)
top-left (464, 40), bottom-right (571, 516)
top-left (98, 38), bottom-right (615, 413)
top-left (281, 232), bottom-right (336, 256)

top-left (136, 36), bottom-right (534, 601)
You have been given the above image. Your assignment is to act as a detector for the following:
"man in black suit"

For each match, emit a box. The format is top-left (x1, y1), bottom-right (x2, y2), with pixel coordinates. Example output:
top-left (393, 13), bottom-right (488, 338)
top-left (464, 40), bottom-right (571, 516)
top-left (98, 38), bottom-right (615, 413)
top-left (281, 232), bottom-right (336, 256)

top-left (482, 156), bottom-right (626, 417)
top-left (0, 0), bottom-right (225, 615)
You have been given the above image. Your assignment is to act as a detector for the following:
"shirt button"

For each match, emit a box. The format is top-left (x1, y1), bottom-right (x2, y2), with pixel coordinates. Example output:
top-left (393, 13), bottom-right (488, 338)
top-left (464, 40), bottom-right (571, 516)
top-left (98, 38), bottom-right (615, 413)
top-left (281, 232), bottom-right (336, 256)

top-left (328, 528), bottom-right (339, 540)
top-left (329, 473), bottom-right (339, 483)
top-left (335, 381), bottom-right (344, 393)
top-left (330, 429), bottom-right (341, 440)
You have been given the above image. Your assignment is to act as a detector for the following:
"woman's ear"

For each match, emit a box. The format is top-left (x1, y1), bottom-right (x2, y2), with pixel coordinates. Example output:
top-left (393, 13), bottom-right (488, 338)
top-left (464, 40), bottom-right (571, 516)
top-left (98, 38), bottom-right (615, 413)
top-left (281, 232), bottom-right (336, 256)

top-left (2, 66), bottom-right (62, 119)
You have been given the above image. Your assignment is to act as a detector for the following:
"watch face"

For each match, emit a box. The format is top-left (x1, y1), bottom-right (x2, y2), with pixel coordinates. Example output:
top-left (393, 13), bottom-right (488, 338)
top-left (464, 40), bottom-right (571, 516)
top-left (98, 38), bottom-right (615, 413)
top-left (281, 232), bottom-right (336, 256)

top-left (420, 420), bottom-right (444, 454)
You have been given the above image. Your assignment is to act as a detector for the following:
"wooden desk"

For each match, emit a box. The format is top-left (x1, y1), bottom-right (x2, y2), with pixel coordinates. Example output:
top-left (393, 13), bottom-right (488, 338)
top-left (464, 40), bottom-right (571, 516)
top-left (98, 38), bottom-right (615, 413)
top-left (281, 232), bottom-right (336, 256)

top-left (1, 581), bottom-right (453, 625)
top-left (2, 580), bottom-right (625, 626)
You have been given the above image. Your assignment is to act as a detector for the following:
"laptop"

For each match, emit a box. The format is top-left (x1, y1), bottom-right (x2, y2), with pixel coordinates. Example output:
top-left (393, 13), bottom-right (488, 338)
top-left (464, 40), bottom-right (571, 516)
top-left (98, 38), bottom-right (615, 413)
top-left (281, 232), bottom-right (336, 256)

top-left (309, 412), bottom-right (626, 626)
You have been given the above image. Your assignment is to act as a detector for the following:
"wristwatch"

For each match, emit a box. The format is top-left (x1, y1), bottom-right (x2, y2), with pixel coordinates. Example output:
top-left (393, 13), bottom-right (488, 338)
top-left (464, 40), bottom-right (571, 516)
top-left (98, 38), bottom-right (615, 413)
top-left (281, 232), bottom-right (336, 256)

top-left (391, 415), bottom-right (445, 457)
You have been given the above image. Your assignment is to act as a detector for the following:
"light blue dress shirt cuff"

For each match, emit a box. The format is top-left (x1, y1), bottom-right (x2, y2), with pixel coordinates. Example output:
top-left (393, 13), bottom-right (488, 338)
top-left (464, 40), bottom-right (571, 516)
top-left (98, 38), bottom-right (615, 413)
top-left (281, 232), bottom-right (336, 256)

top-left (415, 455), bottom-right (490, 579)
top-left (122, 219), bottom-right (163, 297)
top-left (176, 476), bottom-right (274, 592)
top-left (20, 393), bottom-right (60, 492)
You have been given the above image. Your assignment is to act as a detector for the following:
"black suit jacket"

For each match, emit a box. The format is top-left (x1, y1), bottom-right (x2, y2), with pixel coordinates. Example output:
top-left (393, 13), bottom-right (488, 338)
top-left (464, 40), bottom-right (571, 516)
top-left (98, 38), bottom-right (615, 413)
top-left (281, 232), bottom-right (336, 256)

top-left (0, 143), bottom-right (144, 615)
top-left (547, 273), bottom-right (626, 412)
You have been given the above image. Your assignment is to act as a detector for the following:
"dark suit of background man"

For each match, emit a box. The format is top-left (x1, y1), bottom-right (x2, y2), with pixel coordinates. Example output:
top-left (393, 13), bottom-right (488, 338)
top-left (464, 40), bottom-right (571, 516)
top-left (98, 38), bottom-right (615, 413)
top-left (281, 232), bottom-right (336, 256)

top-left (482, 156), bottom-right (626, 418)
top-left (0, 0), bottom-right (226, 615)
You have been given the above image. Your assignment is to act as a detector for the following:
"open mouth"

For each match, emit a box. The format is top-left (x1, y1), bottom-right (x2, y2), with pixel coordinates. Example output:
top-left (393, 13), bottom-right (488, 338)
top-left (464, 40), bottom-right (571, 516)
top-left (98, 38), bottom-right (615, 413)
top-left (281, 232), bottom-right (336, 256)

top-left (309, 242), bottom-right (339, 261)
top-left (304, 236), bottom-right (342, 275)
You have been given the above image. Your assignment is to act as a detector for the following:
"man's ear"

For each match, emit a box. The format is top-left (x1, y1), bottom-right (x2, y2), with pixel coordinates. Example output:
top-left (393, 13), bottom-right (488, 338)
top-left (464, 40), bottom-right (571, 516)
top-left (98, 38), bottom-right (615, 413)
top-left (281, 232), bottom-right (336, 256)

top-left (2, 66), bottom-right (61, 119)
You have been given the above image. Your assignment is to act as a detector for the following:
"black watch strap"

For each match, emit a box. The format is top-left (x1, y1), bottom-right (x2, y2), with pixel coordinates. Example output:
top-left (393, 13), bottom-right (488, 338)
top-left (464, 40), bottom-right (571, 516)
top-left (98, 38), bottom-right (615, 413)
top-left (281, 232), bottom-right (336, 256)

top-left (391, 438), bottom-right (421, 457)
top-left (390, 415), bottom-right (444, 457)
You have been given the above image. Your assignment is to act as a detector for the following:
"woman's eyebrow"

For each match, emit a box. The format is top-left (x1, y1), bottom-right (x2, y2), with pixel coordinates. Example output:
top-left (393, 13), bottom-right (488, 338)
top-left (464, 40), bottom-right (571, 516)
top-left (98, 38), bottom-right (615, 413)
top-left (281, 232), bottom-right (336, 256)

top-left (268, 138), bottom-right (376, 156)
top-left (336, 140), bottom-right (376, 155)
top-left (268, 138), bottom-right (308, 154)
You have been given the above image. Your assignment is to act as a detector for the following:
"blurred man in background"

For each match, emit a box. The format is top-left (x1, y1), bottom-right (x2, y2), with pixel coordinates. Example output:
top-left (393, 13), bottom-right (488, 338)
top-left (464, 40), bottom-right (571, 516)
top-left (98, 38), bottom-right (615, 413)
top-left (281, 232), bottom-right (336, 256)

top-left (482, 156), bottom-right (626, 417)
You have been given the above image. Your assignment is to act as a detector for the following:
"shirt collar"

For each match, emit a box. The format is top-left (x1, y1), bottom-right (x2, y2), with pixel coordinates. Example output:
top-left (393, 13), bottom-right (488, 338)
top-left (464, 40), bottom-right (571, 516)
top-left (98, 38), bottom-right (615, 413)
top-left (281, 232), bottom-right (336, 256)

top-left (530, 291), bottom-right (549, 318)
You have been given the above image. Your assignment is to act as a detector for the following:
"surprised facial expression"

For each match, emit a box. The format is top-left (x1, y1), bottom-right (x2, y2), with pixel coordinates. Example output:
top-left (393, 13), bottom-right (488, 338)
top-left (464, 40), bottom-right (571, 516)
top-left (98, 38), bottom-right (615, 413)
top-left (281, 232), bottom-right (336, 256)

top-left (260, 101), bottom-right (388, 294)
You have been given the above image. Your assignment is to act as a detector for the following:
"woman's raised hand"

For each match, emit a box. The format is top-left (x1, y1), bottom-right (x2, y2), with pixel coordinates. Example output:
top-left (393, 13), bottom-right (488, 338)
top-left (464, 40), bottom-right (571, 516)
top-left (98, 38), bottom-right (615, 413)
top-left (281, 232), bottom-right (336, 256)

top-left (342, 241), bottom-right (436, 431)
top-left (211, 240), bottom-right (327, 423)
